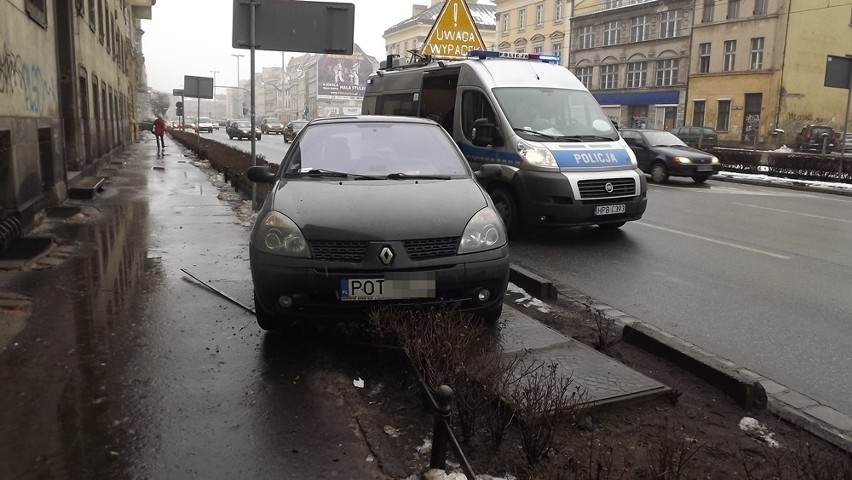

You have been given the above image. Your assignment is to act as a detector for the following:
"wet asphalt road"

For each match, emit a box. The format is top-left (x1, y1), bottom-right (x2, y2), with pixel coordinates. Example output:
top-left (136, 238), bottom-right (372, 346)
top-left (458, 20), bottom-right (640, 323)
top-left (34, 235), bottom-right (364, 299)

top-left (0, 139), bottom-right (389, 479)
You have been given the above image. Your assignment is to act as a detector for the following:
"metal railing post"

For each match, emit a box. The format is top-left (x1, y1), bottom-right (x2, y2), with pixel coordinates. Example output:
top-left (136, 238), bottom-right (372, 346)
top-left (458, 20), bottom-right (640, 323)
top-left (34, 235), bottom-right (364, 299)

top-left (429, 385), bottom-right (454, 471)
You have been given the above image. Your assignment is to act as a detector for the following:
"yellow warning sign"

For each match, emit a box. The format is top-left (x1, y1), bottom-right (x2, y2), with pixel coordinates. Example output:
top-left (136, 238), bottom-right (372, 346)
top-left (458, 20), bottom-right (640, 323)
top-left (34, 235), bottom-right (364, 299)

top-left (420, 0), bottom-right (486, 60)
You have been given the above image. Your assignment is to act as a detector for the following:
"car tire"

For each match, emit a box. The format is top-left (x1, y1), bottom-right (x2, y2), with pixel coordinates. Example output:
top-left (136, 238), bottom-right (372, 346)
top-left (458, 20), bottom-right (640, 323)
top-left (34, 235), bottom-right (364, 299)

top-left (228, 135), bottom-right (233, 140)
top-left (480, 304), bottom-right (503, 325)
top-left (692, 175), bottom-right (709, 184)
top-left (284, 137), bottom-right (289, 143)
top-left (650, 163), bottom-right (669, 183)
top-left (490, 187), bottom-right (521, 236)
top-left (257, 134), bottom-right (262, 141)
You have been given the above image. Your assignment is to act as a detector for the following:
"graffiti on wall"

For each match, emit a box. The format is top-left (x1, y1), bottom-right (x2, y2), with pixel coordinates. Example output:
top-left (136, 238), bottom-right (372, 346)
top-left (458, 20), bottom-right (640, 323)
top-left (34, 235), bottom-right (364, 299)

top-left (1, 35), bottom-right (57, 115)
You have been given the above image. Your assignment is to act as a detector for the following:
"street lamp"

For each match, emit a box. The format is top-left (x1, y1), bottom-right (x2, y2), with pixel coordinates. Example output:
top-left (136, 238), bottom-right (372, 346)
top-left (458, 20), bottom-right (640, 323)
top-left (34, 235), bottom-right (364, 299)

top-left (231, 53), bottom-right (245, 116)
top-left (210, 70), bottom-right (219, 118)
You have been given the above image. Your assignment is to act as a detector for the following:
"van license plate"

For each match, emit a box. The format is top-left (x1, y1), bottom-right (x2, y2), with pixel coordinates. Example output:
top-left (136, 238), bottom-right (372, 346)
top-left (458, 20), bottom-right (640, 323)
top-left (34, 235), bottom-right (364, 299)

top-left (340, 276), bottom-right (435, 301)
top-left (595, 204), bottom-right (626, 215)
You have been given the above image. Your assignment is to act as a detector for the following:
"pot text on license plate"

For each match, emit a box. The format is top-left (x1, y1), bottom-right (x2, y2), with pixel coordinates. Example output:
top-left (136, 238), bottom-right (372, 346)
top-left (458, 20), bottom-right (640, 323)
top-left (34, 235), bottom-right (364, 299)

top-left (340, 273), bottom-right (436, 301)
top-left (595, 204), bottom-right (626, 216)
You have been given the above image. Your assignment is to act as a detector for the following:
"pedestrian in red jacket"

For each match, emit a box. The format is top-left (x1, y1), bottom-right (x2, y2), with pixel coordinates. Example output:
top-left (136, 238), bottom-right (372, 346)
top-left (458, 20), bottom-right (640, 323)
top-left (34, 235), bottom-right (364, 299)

top-left (153, 116), bottom-right (166, 151)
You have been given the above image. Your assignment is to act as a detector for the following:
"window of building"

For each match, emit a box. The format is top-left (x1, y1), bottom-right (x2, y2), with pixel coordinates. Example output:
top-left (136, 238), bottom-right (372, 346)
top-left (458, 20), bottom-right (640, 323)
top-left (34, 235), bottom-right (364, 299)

top-left (25, 0), bottom-right (48, 27)
top-left (536, 4), bottom-right (544, 26)
top-left (727, 0), bottom-right (741, 19)
top-left (627, 62), bottom-right (647, 88)
top-left (601, 64), bottom-right (618, 89)
top-left (552, 42), bottom-right (562, 61)
top-left (533, 45), bottom-right (543, 54)
top-left (754, 0), bottom-right (768, 15)
top-left (555, 0), bottom-right (563, 20)
top-left (88, 0), bottom-right (96, 30)
top-left (519, 8), bottom-right (526, 29)
top-left (717, 100), bottom-right (731, 131)
top-left (723, 40), bottom-right (737, 71)
top-left (606, 0), bottom-right (624, 9)
top-left (750, 37), bottom-right (764, 69)
top-left (575, 66), bottom-right (593, 88)
top-left (603, 21), bottom-right (619, 46)
top-left (98, 0), bottom-right (105, 42)
top-left (630, 16), bottom-right (648, 43)
top-left (579, 25), bottom-right (594, 49)
top-left (693, 100), bottom-right (706, 127)
top-left (698, 43), bottom-right (711, 73)
top-left (656, 58), bottom-right (678, 86)
top-left (503, 12), bottom-right (510, 33)
top-left (702, 0), bottom-right (714, 22)
top-left (659, 10), bottom-right (681, 39)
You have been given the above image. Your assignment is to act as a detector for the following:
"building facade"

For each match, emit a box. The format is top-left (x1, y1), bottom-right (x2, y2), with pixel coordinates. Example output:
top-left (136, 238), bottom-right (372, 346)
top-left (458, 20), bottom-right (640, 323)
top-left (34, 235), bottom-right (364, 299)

top-left (494, 0), bottom-right (571, 65)
top-left (1, 0), bottom-right (153, 235)
top-left (569, 0), bottom-right (693, 130)
top-left (687, 0), bottom-right (852, 145)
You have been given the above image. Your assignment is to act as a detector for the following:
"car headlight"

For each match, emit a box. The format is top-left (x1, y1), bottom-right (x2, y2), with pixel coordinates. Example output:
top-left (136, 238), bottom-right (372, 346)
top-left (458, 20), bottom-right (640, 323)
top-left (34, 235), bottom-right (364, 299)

top-left (626, 146), bottom-right (638, 166)
top-left (458, 207), bottom-right (506, 254)
top-left (253, 211), bottom-right (310, 257)
top-left (673, 156), bottom-right (692, 164)
top-left (711, 156), bottom-right (720, 164)
top-left (517, 140), bottom-right (558, 169)
top-left (240, 129), bottom-right (249, 134)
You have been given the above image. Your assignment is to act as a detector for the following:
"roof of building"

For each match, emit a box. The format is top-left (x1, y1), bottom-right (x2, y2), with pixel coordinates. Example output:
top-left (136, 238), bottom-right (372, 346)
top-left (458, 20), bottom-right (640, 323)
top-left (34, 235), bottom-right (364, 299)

top-left (384, 2), bottom-right (496, 36)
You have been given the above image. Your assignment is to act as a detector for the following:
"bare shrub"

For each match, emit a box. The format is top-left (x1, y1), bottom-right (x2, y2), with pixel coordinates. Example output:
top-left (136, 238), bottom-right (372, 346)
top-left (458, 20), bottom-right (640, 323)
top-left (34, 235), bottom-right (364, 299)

top-left (525, 439), bottom-right (627, 480)
top-left (738, 440), bottom-right (852, 480)
top-left (503, 357), bottom-right (587, 465)
top-left (587, 306), bottom-right (617, 351)
top-left (645, 420), bottom-right (704, 480)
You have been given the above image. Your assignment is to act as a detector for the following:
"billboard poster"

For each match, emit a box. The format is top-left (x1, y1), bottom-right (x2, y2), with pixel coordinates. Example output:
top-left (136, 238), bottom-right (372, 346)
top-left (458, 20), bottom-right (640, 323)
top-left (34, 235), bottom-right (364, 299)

top-left (317, 51), bottom-right (373, 100)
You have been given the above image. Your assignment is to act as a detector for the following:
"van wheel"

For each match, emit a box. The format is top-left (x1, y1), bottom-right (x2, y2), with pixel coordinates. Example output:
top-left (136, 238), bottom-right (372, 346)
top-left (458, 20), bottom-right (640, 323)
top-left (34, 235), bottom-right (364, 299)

top-left (692, 175), bottom-right (709, 184)
top-left (490, 187), bottom-right (520, 235)
top-left (651, 163), bottom-right (669, 183)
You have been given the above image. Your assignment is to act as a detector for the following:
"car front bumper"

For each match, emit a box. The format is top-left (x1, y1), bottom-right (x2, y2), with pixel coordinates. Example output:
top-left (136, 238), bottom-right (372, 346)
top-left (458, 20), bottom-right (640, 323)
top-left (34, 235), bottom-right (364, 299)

top-left (250, 244), bottom-right (510, 324)
top-left (668, 164), bottom-right (721, 177)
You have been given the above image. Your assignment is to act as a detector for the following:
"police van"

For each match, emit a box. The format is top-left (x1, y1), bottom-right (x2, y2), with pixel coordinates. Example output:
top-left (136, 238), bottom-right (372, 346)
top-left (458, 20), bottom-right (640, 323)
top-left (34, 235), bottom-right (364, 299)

top-left (361, 50), bottom-right (647, 233)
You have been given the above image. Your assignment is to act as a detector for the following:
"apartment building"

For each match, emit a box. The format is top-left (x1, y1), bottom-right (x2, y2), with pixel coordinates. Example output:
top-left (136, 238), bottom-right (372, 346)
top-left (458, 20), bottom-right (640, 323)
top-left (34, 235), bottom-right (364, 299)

top-left (688, 0), bottom-right (852, 144)
top-left (569, 0), bottom-right (693, 130)
top-left (1, 0), bottom-right (153, 236)
top-left (494, 0), bottom-right (571, 64)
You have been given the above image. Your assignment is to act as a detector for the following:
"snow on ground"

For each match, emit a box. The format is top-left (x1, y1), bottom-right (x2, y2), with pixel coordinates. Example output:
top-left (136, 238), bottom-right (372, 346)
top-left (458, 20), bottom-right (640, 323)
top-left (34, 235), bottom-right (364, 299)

top-left (506, 283), bottom-right (551, 313)
top-left (716, 170), bottom-right (852, 192)
top-left (739, 417), bottom-right (781, 448)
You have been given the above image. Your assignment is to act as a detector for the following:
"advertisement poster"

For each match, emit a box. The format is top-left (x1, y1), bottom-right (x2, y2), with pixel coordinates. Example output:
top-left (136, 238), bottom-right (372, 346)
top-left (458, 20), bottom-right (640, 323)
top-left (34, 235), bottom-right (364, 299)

top-left (317, 51), bottom-right (374, 100)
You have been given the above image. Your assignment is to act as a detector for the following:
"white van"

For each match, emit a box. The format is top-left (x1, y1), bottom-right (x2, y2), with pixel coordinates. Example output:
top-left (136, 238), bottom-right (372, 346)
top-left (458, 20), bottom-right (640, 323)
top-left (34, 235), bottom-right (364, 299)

top-left (362, 51), bottom-right (647, 233)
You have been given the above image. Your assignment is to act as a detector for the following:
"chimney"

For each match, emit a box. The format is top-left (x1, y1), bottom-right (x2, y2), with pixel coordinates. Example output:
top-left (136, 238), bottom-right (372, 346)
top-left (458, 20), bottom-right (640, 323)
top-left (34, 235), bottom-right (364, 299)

top-left (413, 4), bottom-right (427, 16)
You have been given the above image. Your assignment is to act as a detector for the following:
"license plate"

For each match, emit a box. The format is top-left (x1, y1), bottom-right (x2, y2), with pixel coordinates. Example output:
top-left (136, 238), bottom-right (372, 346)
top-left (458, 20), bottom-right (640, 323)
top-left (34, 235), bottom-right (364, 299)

top-left (595, 204), bottom-right (626, 215)
top-left (697, 165), bottom-right (714, 172)
top-left (340, 274), bottom-right (435, 301)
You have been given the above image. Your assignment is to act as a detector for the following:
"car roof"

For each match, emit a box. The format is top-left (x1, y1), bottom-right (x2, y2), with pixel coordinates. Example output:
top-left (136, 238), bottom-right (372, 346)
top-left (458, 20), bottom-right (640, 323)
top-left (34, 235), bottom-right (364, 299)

top-left (308, 115), bottom-right (437, 126)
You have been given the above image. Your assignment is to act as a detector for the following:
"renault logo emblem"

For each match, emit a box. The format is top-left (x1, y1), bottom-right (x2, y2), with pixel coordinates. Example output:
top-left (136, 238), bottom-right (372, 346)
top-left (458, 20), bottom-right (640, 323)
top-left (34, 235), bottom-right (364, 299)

top-left (379, 246), bottom-right (395, 265)
top-left (605, 182), bottom-right (614, 194)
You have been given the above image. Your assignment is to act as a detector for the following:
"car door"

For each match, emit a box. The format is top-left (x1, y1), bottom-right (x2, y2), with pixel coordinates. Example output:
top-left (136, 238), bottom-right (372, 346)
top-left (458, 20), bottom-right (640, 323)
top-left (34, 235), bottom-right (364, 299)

top-left (621, 130), bottom-right (651, 171)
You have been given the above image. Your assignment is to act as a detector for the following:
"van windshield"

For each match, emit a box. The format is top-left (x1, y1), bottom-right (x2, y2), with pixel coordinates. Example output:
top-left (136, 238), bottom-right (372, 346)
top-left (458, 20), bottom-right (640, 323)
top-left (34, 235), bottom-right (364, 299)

top-left (493, 88), bottom-right (618, 141)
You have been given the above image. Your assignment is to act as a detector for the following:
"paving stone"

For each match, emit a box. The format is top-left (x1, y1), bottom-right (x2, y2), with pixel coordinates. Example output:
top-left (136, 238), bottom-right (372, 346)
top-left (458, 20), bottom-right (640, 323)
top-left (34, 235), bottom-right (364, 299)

top-left (803, 405), bottom-right (852, 431)
top-left (500, 306), bottom-right (571, 353)
top-left (758, 379), bottom-right (789, 395)
top-left (776, 390), bottom-right (819, 409)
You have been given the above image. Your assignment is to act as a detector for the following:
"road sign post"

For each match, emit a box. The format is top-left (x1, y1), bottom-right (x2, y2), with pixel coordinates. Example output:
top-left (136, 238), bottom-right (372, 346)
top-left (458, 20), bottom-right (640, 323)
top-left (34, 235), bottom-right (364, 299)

top-left (824, 55), bottom-right (852, 171)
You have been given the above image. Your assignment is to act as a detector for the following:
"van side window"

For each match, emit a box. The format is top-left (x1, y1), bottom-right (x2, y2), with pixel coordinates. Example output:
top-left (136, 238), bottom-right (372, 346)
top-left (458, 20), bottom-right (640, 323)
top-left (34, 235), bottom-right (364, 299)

top-left (376, 93), bottom-right (418, 116)
top-left (461, 91), bottom-right (497, 141)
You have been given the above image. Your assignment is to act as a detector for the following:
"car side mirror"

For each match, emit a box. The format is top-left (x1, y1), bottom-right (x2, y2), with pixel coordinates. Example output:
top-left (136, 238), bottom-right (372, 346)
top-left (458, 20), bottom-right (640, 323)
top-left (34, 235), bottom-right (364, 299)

top-left (474, 164), bottom-right (502, 181)
top-left (246, 165), bottom-right (276, 184)
top-left (472, 118), bottom-right (503, 147)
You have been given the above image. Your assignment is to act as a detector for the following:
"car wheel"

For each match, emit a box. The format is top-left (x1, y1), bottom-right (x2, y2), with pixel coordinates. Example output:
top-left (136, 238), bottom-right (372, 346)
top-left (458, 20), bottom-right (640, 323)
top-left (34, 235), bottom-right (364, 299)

top-left (598, 222), bottom-right (626, 230)
top-left (254, 292), bottom-right (281, 331)
top-left (650, 163), bottom-right (669, 183)
top-left (228, 135), bottom-right (233, 140)
top-left (490, 187), bottom-right (520, 236)
top-left (692, 175), bottom-right (709, 184)
top-left (480, 304), bottom-right (503, 325)
top-left (284, 137), bottom-right (290, 143)
top-left (257, 134), bottom-right (262, 141)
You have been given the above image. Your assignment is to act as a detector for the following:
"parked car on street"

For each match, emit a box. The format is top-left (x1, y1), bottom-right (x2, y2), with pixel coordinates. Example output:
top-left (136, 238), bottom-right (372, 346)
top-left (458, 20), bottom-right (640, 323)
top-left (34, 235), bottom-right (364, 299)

top-left (669, 126), bottom-right (719, 149)
top-left (794, 125), bottom-right (837, 153)
top-left (260, 117), bottom-right (284, 135)
top-left (620, 128), bottom-right (721, 183)
top-left (226, 120), bottom-right (261, 140)
top-left (245, 115), bottom-right (509, 331)
top-left (282, 120), bottom-right (308, 143)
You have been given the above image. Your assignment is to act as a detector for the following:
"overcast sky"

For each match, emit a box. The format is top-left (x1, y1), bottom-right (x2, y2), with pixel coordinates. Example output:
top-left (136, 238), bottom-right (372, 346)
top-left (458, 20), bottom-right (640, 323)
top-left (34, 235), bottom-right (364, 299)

top-left (141, 0), bottom-right (430, 92)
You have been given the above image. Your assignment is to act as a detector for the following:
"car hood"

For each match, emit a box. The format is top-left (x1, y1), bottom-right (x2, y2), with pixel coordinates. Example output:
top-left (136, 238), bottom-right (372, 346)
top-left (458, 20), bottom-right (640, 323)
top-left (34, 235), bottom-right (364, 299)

top-left (653, 145), bottom-right (716, 162)
top-left (270, 179), bottom-right (489, 240)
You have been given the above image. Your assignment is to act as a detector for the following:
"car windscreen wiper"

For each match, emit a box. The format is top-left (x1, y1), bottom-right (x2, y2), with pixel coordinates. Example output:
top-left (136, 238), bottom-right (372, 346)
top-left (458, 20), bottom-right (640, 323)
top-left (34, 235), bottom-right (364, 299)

top-left (557, 135), bottom-right (618, 142)
top-left (386, 172), bottom-right (452, 180)
top-left (296, 169), bottom-right (350, 177)
top-left (512, 127), bottom-right (558, 140)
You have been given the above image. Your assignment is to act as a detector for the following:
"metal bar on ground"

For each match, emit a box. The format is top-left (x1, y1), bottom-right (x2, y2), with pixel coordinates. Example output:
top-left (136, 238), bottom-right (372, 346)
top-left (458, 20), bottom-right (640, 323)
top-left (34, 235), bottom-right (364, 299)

top-left (180, 268), bottom-right (255, 314)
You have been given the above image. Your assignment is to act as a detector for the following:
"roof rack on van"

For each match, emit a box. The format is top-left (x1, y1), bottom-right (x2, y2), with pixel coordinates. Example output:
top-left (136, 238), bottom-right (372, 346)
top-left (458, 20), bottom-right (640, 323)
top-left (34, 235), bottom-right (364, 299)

top-left (466, 50), bottom-right (560, 64)
top-left (379, 52), bottom-right (434, 71)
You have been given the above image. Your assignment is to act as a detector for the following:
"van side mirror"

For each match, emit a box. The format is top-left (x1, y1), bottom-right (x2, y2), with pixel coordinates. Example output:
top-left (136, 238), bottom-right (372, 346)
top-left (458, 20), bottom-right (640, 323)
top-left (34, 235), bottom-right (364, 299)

top-left (472, 118), bottom-right (503, 147)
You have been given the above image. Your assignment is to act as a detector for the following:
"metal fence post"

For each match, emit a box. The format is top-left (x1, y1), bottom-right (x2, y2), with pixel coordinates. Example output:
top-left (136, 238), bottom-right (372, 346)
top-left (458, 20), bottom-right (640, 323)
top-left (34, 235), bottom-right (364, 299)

top-left (429, 385), bottom-right (454, 471)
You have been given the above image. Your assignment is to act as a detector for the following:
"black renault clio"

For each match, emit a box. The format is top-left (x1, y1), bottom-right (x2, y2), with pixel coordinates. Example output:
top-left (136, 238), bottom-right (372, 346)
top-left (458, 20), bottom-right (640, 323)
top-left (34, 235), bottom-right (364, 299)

top-left (246, 116), bottom-right (510, 331)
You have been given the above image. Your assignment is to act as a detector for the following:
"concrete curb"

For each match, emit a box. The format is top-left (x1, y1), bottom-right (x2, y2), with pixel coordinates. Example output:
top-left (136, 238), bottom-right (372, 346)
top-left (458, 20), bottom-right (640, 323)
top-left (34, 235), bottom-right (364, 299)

top-left (507, 264), bottom-right (852, 453)
top-left (713, 173), bottom-right (852, 198)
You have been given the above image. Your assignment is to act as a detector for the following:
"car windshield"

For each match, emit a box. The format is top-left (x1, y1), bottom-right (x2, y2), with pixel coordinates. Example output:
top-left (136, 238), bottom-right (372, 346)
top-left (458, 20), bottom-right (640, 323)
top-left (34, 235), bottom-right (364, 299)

top-left (235, 121), bottom-right (251, 128)
top-left (199, 117), bottom-right (212, 123)
top-left (265, 119), bottom-right (282, 125)
top-left (493, 87), bottom-right (619, 141)
top-left (282, 122), bottom-right (469, 178)
top-left (642, 131), bottom-right (687, 147)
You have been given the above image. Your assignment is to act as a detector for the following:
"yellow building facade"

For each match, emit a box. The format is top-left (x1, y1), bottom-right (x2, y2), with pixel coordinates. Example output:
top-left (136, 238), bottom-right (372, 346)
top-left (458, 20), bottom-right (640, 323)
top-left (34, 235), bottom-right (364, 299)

top-left (494, 0), bottom-right (571, 64)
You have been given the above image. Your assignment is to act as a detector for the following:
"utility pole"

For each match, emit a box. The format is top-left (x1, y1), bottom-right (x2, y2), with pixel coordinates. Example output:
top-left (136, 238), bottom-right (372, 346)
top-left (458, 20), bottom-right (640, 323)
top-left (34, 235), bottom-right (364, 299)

top-left (209, 70), bottom-right (219, 118)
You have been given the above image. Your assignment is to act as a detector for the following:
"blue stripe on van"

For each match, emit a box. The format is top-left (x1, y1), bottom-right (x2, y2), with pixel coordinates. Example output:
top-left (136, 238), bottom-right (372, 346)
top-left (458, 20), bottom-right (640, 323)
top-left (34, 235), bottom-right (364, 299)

top-left (551, 148), bottom-right (633, 168)
top-left (459, 144), bottom-right (523, 165)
